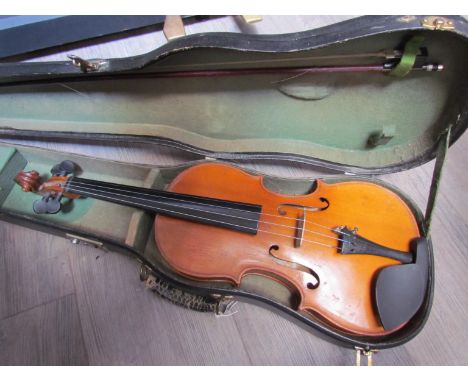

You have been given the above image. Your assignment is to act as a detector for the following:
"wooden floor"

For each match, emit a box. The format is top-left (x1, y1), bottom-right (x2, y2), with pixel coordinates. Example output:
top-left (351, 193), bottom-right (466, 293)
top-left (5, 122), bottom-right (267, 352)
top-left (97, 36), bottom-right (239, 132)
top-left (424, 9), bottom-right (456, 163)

top-left (1, 16), bottom-right (468, 366)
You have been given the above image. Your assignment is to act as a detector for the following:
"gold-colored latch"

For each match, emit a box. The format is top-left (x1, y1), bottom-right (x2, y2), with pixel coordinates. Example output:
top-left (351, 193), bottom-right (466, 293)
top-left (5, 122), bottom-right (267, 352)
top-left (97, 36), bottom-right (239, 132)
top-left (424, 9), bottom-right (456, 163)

top-left (355, 348), bottom-right (377, 366)
top-left (421, 16), bottom-right (455, 31)
top-left (66, 233), bottom-right (105, 249)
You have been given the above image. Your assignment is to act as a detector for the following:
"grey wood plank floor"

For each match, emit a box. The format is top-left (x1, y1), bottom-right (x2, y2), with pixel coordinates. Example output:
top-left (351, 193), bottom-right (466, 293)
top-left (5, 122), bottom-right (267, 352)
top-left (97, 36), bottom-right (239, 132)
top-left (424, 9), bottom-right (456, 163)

top-left (1, 16), bottom-right (468, 366)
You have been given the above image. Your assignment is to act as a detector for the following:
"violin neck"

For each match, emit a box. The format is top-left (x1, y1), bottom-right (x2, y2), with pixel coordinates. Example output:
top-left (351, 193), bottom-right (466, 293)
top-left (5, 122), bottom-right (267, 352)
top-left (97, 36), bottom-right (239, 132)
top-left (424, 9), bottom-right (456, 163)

top-left (64, 176), bottom-right (262, 234)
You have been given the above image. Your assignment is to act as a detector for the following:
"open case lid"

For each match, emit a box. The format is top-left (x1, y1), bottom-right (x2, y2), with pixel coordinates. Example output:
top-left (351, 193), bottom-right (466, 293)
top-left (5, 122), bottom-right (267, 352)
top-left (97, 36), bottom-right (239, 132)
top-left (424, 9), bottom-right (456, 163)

top-left (0, 15), bottom-right (467, 175)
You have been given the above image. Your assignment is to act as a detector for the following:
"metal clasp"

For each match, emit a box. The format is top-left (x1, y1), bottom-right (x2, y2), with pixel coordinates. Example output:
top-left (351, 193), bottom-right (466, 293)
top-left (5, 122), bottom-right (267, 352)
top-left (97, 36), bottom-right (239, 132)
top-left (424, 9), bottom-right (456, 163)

top-left (421, 16), bottom-right (455, 31)
top-left (211, 294), bottom-right (238, 317)
top-left (355, 347), bottom-right (377, 366)
top-left (68, 54), bottom-right (105, 73)
top-left (66, 233), bottom-right (105, 250)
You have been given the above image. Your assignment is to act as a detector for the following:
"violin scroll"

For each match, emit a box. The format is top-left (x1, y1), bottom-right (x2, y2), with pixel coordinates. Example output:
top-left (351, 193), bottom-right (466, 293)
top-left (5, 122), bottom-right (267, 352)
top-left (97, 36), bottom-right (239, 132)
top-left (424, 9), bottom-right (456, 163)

top-left (14, 169), bottom-right (80, 215)
top-left (14, 170), bottom-right (71, 195)
top-left (15, 170), bottom-right (42, 192)
top-left (14, 161), bottom-right (79, 198)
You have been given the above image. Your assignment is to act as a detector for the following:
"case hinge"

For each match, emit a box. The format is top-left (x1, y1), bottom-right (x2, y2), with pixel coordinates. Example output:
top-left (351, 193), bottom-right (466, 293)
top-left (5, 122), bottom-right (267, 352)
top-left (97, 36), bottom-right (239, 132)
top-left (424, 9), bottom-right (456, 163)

top-left (68, 54), bottom-right (106, 73)
top-left (421, 16), bottom-right (455, 31)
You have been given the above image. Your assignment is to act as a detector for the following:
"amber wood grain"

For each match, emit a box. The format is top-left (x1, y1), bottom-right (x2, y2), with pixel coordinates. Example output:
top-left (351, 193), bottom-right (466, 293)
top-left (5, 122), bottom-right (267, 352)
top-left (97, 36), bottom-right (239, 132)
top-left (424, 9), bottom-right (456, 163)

top-left (155, 163), bottom-right (420, 335)
top-left (14, 170), bottom-right (41, 192)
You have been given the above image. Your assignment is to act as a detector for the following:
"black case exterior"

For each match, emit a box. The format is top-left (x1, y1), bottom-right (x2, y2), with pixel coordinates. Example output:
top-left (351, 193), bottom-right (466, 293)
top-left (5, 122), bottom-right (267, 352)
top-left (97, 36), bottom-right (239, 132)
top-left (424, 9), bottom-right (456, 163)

top-left (1, 15), bottom-right (467, 351)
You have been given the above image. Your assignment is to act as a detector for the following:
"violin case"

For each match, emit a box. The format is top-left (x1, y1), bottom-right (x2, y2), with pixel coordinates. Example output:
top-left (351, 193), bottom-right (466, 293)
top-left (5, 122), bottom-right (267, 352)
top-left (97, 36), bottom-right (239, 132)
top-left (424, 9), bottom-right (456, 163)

top-left (0, 15), bottom-right (467, 356)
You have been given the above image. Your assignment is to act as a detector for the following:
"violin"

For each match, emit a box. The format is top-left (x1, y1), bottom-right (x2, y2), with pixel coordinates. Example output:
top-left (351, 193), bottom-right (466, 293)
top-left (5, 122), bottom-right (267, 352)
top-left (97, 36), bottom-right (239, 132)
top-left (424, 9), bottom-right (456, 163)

top-left (14, 161), bottom-right (428, 336)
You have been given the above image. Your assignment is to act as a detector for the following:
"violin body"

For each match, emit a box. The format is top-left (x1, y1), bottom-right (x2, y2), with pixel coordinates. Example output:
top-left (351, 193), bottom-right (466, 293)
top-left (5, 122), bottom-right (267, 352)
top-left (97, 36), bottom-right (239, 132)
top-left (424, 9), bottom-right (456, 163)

top-left (155, 163), bottom-right (420, 336)
top-left (14, 160), bottom-right (426, 337)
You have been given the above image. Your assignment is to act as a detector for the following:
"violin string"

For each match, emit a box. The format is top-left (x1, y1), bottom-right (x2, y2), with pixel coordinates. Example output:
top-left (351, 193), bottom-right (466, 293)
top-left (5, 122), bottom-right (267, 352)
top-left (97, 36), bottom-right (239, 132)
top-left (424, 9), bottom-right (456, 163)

top-left (65, 181), bottom-right (350, 244)
top-left (66, 177), bottom-right (353, 238)
top-left (64, 182), bottom-right (344, 249)
top-left (66, 184), bottom-right (341, 250)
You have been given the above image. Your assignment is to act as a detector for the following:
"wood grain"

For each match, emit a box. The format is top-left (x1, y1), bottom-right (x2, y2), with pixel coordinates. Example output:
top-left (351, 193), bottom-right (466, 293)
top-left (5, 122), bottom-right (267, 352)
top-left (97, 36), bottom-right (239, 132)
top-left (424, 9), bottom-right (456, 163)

top-left (66, 243), bottom-right (251, 365)
top-left (0, 224), bottom-right (75, 320)
top-left (0, 294), bottom-right (88, 365)
top-left (156, 162), bottom-right (420, 335)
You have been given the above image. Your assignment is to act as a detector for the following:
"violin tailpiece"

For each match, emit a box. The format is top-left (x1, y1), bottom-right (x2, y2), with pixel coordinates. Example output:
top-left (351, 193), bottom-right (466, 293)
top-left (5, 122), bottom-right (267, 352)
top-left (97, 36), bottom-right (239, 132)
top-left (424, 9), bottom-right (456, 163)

top-left (337, 226), bottom-right (413, 264)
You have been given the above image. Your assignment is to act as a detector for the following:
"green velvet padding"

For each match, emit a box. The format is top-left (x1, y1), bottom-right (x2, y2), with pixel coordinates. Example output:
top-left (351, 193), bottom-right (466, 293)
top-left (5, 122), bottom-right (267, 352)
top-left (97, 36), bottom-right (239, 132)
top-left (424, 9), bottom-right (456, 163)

top-left (0, 148), bottom-right (26, 206)
top-left (0, 30), bottom-right (466, 170)
top-left (0, 144), bottom-right (158, 244)
top-left (0, 147), bottom-right (16, 172)
top-left (4, 161), bottom-right (95, 222)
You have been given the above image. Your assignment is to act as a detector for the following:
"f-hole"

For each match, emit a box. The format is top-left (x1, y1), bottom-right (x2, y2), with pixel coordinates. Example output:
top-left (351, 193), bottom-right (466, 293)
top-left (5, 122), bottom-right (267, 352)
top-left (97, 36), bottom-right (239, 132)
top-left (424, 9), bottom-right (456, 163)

top-left (269, 245), bottom-right (320, 289)
top-left (277, 197), bottom-right (329, 216)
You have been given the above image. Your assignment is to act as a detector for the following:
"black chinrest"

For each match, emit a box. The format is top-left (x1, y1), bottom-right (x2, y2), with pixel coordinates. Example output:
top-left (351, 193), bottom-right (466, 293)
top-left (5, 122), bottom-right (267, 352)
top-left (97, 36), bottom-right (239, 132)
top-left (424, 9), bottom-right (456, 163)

top-left (374, 238), bottom-right (429, 331)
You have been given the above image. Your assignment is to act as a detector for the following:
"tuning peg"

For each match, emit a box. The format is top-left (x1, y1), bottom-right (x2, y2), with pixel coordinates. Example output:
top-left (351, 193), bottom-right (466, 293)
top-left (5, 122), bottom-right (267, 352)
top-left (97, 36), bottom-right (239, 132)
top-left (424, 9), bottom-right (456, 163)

top-left (32, 193), bottom-right (63, 214)
top-left (51, 160), bottom-right (77, 176)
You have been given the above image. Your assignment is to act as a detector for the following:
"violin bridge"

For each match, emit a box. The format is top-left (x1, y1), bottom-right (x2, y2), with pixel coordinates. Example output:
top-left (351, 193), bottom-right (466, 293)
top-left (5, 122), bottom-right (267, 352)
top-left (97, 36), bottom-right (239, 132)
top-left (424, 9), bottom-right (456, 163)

top-left (277, 198), bottom-right (329, 248)
top-left (294, 212), bottom-right (306, 248)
